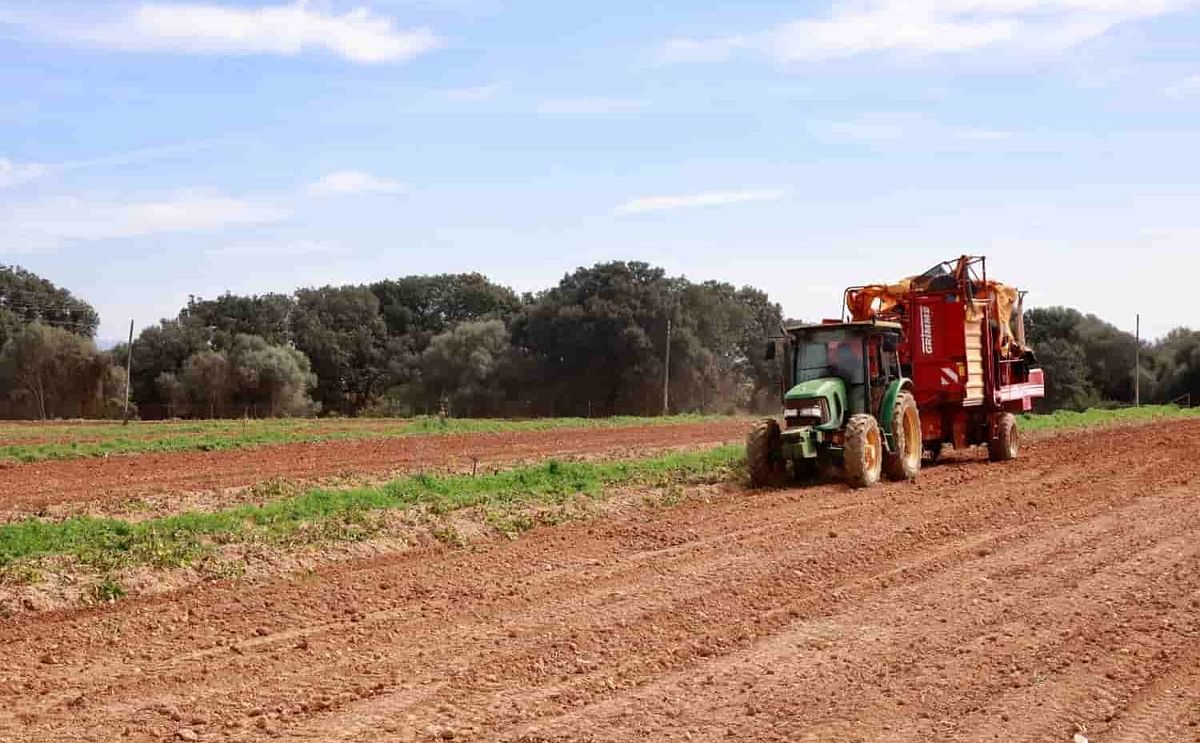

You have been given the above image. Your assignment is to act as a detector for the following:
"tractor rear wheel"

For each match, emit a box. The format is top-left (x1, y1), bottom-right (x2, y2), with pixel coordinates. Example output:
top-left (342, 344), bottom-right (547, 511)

top-left (747, 419), bottom-right (784, 487)
top-left (843, 414), bottom-right (883, 489)
top-left (883, 391), bottom-right (921, 482)
top-left (988, 413), bottom-right (1019, 462)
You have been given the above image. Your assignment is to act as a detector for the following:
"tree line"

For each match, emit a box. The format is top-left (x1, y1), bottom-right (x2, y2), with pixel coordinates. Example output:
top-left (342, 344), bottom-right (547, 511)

top-left (1, 263), bottom-right (1197, 419)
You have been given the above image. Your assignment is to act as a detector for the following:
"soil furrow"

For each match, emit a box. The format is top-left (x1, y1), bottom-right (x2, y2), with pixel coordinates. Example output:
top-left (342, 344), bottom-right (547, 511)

top-left (0, 419), bottom-right (1198, 742)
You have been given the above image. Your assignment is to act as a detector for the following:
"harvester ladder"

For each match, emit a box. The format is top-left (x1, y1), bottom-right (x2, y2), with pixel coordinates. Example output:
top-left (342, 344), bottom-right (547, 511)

top-left (964, 301), bottom-right (986, 405)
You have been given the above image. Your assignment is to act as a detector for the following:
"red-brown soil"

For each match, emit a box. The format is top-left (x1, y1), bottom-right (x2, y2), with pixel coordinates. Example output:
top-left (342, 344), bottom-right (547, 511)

top-left (0, 420), bottom-right (750, 517)
top-left (1, 420), bottom-right (1198, 742)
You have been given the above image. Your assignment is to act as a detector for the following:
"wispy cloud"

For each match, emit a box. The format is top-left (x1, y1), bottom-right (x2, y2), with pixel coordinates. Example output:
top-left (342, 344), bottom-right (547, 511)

top-left (664, 1), bottom-right (1200, 64)
top-left (538, 98), bottom-right (645, 115)
top-left (815, 113), bottom-right (1014, 145)
top-left (0, 158), bottom-right (49, 189)
top-left (1163, 74), bottom-right (1200, 99)
top-left (27, 2), bottom-right (440, 64)
top-left (307, 170), bottom-right (405, 196)
top-left (615, 189), bottom-right (786, 216)
top-left (3, 189), bottom-right (288, 253)
top-left (0, 139), bottom-right (230, 190)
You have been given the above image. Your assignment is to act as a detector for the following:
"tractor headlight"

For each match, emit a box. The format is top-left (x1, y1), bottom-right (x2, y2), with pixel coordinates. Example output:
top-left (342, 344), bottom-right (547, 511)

top-left (784, 399), bottom-right (829, 427)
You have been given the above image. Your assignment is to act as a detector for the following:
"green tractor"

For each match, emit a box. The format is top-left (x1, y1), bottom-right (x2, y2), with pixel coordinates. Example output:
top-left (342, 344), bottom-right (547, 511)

top-left (748, 321), bottom-right (922, 489)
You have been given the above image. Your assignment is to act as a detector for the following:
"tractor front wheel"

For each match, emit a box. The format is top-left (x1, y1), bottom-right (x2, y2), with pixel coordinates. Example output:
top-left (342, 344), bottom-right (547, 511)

top-left (747, 419), bottom-right (784, 487)
top-left (883, 391), bottom-right (921, 482)
top-left (988, 413), bottom-right (1019, 462)
top-left (843, 414), bottom-right (883, 489)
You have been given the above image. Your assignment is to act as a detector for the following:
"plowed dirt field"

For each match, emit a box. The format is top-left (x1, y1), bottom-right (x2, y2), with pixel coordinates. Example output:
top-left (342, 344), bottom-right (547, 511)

top-left (2, 420), bottom-right (1199, 742)
top-left (0, 419), bottom-right (750, 518)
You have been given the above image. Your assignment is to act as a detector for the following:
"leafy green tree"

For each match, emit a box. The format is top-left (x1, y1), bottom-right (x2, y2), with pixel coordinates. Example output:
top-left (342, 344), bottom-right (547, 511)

top-left (1149, 328), bottom-right (1200, 405)
top-left (292, 285), bottom-right (392, 415)
top-left (513, 262), bottom-right (786, 416)
top-left (155, 371), bottom-right (189, 418)
top-left (414, 320), bottom-right (512, 416)
top-left (119, 319), bottom-right (210, 415)
top-left (1026, 307), bottom-right (1138, 406)
top-left (0, 265), bottom-right (99, 347)
top-left (1033, 337), bottom-right (1098, 411)
top-left (181, 292), bottom-right (295, 347)
top-left (226, 334), bottom-right (318, 416)
top-left (514, 262), bottom-right (673, 416)
top-left (0, 323), bottom-right (122, 419)
top-left (180, 350), bottom-right (232, 418)
top-left (370, 273), bottom-right (520, 340)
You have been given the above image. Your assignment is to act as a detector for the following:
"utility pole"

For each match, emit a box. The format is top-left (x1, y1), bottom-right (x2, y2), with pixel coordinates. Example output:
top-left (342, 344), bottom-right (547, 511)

top-left (662, 317), bottom-right (671, 416)
top-left (1134, 313), bottom-right (1141, 408)
top-left (122, 319), bottom-right (134, 424)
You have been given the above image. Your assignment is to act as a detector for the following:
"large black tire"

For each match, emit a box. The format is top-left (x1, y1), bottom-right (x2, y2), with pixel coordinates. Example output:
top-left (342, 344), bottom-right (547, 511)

top-left (747, 419), bottom-right (784, 487)
top-left (843, 414), bottom-right (883, 489)
top-left (883, 391), bottom-right (922, 482)
top-left (988, 413), bottom-right (1019, 462)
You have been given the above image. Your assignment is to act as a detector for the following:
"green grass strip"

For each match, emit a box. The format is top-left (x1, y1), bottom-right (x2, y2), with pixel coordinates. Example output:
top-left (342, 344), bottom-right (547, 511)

top-left (1018, 404), bottom-right (1200, 432)
top-left (0, 414), bottom-right (737, 464)
top-left (0, 445), bottom-right (744, 570)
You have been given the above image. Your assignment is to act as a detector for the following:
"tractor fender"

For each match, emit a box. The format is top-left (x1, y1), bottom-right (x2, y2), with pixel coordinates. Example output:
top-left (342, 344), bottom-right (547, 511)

top-left (878, 378), bottom-right (914, 453)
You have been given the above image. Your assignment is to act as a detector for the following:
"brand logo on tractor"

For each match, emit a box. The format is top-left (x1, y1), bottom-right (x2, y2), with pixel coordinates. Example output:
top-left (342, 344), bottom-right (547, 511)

top-left (920, 306), bottom-right (933, 355)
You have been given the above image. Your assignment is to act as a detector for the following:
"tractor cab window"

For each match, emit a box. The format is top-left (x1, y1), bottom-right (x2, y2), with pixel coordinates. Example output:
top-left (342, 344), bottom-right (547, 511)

top-left (793, 330), bottom-right (866, 386)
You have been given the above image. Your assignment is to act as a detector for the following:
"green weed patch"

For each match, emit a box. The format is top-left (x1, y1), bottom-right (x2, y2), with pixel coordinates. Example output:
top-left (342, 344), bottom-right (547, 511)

top-left (0, 445), bottom-right (743, 570)
top-left (1019, 404), bottom-right (1200, 432)
top-left (0, 414), bottom-right (735, 464)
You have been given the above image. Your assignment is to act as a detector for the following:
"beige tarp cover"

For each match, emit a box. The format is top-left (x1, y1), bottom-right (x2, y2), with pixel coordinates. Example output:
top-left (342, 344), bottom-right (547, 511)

top-left (846, 276), bottom-right (1022, 353)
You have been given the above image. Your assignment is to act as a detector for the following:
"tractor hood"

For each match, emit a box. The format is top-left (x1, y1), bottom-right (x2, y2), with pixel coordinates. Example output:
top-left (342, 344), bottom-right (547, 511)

top-left (784, 377), bottom-right (847, 430)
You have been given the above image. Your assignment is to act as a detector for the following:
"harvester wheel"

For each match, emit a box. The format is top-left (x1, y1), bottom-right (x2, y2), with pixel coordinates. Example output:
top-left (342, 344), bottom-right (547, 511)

top-left (988, 413), bottom-right (1019, 462)
top-left (843, 414), bottom-right (883, 489)
top-left (747, 419), bottom-right (784, 487)
top-left (883, 391), bottom-right (921, 482)
top-left (924, 441), bottom-right (943, 464)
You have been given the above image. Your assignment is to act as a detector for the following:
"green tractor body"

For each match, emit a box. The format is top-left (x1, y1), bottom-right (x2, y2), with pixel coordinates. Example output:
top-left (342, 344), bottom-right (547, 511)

top-left (748, 321), bottom-right (923, 489)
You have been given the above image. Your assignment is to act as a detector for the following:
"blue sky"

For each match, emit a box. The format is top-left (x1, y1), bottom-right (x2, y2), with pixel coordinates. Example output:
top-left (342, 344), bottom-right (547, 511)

top-left (2, 0), bottom-right (1199, 342)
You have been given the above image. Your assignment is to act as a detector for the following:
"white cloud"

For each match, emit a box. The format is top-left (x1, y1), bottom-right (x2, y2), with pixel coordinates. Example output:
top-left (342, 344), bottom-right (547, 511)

top-left (54, 2), bottom-right (440, 64)
top-left (537, 98), bottom-right (645, 115)
top-left (0, 158), bottom-right (48, 189)
top-left (3, 190), bottom-right (288, 253)
top-left (1163, 74), bottom-right (1200, 99)
top-left (615, 189), bottom-right (786, 216)
top-left (666, 1), bottom-right (1200, 63)
top-left (307, 170), bottom-right (405, 195)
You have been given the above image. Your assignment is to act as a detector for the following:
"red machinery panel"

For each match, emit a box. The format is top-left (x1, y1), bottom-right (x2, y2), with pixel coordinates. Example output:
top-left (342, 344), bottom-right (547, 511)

top-left (905, 294), bottom-right (971, 409)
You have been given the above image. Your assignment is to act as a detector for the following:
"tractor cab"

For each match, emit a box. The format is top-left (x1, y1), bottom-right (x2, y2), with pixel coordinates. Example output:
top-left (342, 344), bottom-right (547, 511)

top-left (784, 321), bottom-right (904, 424)
top-left (753, 321), bottom-right (920, 488)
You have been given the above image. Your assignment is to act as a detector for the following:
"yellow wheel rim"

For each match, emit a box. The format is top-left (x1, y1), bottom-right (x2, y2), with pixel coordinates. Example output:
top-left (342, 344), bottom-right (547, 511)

top-left (902, 406), bottom-right (921, 468)
top-left (865, 427), bottom-right (881, 473)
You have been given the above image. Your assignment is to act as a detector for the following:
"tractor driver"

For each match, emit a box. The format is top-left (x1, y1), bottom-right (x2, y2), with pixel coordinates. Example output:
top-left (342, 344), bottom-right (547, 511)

top-left (829, 340), bottom-right (864, 381)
